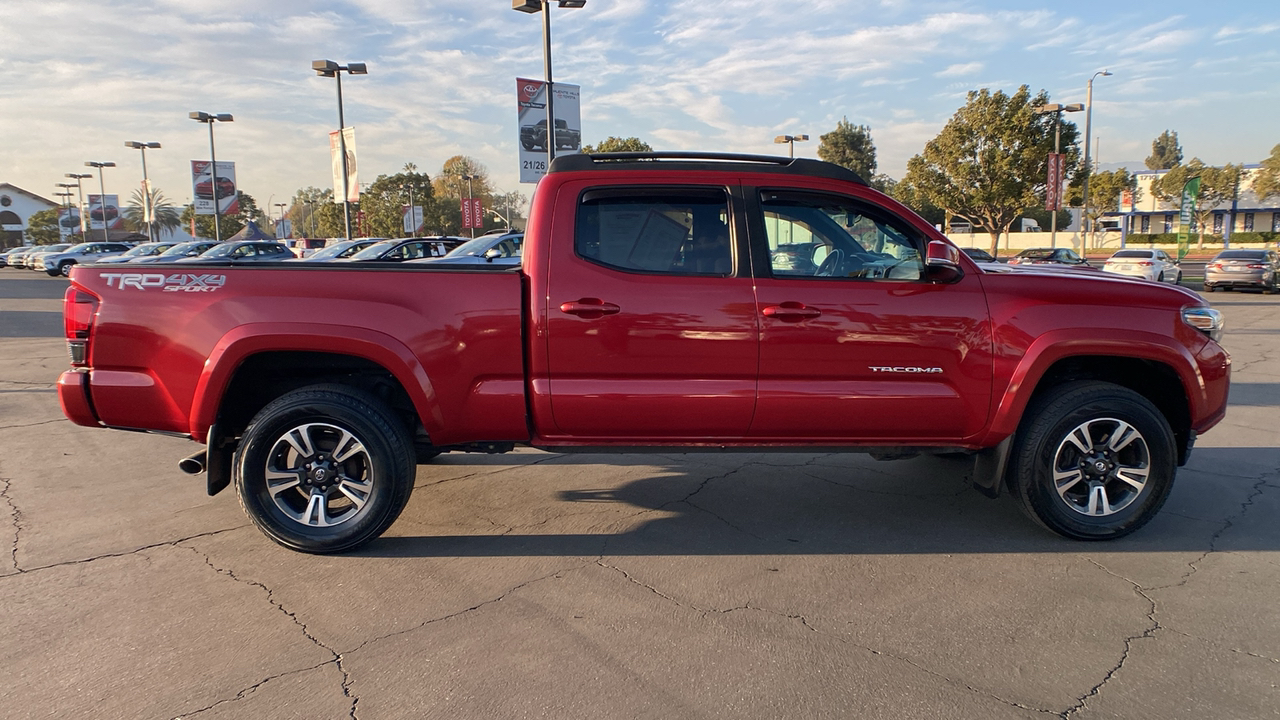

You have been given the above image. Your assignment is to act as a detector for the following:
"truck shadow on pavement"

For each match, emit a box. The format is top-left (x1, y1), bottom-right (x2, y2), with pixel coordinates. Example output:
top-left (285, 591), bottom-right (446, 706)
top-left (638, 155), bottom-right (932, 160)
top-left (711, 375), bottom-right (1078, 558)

top-left (359, 446), bottom-right (1278, 558)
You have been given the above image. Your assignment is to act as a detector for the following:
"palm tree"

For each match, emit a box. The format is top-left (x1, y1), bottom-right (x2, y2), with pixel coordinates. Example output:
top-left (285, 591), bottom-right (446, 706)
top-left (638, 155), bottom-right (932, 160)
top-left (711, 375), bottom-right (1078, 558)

top-left (123, 187), bottom-right (183, 239)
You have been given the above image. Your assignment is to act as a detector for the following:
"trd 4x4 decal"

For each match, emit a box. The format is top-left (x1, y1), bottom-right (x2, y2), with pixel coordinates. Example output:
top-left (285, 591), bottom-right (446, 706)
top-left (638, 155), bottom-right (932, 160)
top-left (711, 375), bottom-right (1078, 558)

top-left (100, 273), bottom-right (227, 292)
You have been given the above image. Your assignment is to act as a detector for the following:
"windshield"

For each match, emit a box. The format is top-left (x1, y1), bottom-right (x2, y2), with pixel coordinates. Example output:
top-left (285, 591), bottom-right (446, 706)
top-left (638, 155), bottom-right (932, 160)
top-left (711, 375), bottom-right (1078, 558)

top-left (306, 243), bottom-right (349, 260)
top-left (122, 243), bottom-right (161, 257)
top-left (1018, 249), bottom-right (1054, 259)
top-left (160, 242), bottom-right (202, 256)
top-left (1111, 250), bottom-right (1152, 259)
top-left (446, 237), bottom-right (498, 257)
top-left (348, 239), bottom-right (399, 260)
top-left (201, 243), bottom-right (237, 258)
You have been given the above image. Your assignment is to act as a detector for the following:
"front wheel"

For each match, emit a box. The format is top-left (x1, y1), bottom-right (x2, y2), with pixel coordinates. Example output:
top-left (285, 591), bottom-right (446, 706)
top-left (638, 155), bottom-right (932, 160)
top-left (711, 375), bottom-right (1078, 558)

top-left (234, 384), bottom-right (416, 553)
top-left (58, 261), bottom-right (75, 277)
top-left (1009, 381), bottom-right (1176, 540)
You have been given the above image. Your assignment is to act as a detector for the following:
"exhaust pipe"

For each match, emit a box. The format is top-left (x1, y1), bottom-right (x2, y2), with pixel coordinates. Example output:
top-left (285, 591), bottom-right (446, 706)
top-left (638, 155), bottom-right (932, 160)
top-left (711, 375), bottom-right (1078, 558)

top-left (179, 451), bottom-right (207, 475)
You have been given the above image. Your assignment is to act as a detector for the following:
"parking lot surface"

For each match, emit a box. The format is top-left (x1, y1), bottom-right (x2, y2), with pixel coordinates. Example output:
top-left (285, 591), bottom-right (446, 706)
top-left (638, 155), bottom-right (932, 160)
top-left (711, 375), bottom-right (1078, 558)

top-left (1, 270), bottom-right (1276, 719)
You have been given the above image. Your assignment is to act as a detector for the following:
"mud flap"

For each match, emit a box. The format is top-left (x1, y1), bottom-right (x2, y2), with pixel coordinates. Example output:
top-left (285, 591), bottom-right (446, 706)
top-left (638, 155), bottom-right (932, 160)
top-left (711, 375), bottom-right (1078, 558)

top-left (206, 424), bottom-right (235, 496)
top-left (971, 436), bottom-right (1013, 499)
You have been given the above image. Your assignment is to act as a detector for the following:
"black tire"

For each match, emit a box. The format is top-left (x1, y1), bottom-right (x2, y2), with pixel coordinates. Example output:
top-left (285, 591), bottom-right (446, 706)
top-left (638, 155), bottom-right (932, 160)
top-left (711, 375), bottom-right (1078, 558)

top-left (1157, 271), bottom-right (1164, 283)
top-left (58, 261), bottom-right (74, 277)
top-left (1008, 381), bottom-right (1176, 540)
top-left (234, 384), bottom-right (415, 553)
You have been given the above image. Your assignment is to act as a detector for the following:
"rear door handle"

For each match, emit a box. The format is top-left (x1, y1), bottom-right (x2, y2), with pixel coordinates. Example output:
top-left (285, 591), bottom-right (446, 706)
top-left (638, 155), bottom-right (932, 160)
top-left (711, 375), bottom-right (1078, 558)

top-left (762, 302), bottom-right (821, 321)
top-left (560, 298), bottom-right (621, 318)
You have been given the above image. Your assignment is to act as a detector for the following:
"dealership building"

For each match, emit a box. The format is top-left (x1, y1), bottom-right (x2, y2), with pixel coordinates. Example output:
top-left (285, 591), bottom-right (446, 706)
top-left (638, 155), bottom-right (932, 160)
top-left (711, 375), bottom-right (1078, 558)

top-left (0, 184), bottom-right (57, 248)
top-left (1115, 165), bottom-right (1279, 236)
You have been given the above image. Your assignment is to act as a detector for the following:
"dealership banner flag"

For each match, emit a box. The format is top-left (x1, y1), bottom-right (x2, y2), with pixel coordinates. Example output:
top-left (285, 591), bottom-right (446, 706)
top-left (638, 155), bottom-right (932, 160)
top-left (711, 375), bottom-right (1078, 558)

top-left (1045, 153), bottom-right (1064, 211)
top-left (460, 198), bottom-right (484, 228)
top-left (330, 127), bottom-right (359, 203)
top-left (516, 78), bottom-right (581, 184)
top-left (1177, 176), bottom-right (1201, 261)
top-left (57, 207), bottom-right (78, 240)
top-left (86, 194), bottom-right (122, 230)
top-left (403, 205), bottom-right (424, 235)
top-left (191, 161), bottom-right (239, 216)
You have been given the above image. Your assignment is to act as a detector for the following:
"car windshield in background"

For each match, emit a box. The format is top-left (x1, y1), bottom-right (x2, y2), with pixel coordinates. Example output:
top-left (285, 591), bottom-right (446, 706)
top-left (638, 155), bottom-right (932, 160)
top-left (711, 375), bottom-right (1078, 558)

top-left (1111, 250), bottom-right (1152, 258)
top-left (1218, 250), bottom-right (1266, 259)
top-left (201, 244), bottom-right (236, 257)
top-left (306, 243), bottom-right (349, 260)
top-left (159, 242), bottom-right (203, 256)
top-left (348, 240), bottom-right (399, 260)
top-left (447, 237), bottom-right (498, 257)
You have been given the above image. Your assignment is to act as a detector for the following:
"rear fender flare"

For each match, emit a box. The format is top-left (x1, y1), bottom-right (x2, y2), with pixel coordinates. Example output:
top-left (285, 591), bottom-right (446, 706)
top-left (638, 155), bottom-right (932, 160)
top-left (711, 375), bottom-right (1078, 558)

top-left (189, 322), bottom-right (440, 442)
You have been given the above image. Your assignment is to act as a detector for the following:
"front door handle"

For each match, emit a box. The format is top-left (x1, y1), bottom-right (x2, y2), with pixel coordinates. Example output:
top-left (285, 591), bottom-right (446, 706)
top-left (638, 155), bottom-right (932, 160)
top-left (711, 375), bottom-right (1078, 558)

top-left (762, 302), bottom-right (821, 321)
top-left (560, 298), bottom-right (621, 318)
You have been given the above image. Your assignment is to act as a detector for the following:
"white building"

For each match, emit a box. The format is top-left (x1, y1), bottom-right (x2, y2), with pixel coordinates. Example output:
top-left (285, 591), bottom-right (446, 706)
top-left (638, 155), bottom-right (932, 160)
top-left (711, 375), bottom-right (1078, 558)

top-left (0, 183), bottom-right (58, 247)
top-left (1115, 165), bottom-right (1279, 237)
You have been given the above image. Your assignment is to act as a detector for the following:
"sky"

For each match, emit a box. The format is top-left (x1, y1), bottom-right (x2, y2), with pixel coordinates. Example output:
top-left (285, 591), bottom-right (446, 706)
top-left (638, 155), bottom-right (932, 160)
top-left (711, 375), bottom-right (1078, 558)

top-left (2, 0), bottom-right (1277, 215)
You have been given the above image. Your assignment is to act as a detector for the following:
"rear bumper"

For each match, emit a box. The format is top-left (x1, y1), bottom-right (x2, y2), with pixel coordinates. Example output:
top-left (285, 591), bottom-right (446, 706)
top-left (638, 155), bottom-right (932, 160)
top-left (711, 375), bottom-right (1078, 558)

top-left (1205, 270), bottom-right (1270, 287)
top-left (58, 370), bottom-right (101, 427)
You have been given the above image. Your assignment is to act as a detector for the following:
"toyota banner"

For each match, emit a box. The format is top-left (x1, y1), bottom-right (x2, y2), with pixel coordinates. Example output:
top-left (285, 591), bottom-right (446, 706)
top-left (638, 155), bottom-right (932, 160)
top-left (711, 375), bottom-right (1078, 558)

top-left (517, 78), bottom-right (581, 183)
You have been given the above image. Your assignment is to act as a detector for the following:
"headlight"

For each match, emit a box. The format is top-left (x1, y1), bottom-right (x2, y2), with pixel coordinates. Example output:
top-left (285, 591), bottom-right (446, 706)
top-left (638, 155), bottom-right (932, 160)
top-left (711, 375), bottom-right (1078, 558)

top-left (1183, 305), bottom-right (1224, 342)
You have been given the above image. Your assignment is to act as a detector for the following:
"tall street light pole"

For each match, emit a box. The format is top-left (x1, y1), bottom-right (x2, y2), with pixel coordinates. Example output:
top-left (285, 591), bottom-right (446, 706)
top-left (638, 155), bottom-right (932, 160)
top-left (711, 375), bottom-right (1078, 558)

top-left (1081, 69), bottom-right (1112, 238)
top-left (513, 0), bottom-right (586, 174)
top-left (773, 134), bottom-right (809, 159)
top-left (312, 60), bottom-right (368, 243)
top-left (275, 203), bottom-right (288, 238)
top-left (84, 161), bottom-right (116, 243)
top-left (189, 112), bottom-right (234, 242)
top-left (1033, 103), bottom-right (1083, 249)
top-left (65, 173), bottom-right (92, 236)
top-left (125, 141), bottom-right (162, 242)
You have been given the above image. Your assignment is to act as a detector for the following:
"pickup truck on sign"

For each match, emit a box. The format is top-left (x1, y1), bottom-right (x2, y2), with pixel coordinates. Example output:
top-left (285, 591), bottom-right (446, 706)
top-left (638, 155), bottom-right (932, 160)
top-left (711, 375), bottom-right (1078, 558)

top-left (58, 152), bottom-right (1230, 553)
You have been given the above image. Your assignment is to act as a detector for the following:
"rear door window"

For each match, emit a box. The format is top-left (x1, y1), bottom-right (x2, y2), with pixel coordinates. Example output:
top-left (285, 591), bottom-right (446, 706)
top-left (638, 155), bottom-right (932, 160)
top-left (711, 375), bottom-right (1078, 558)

top-left (576, 188), bottom-right (733, 276)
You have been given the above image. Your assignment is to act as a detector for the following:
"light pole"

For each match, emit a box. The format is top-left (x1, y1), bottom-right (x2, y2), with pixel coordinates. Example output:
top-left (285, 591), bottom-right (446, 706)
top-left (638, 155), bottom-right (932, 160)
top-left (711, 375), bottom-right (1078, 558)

top-left (84, 161), bottom-right (116, 243)
top-left (189, 112), bottom-right (234, 242)
top-left (124, 141), bottom-right (162, 242)
top-left (1081, 69), bottom-right (1112, 237)
top-left (1033, 103), bottom-right (1083, 249)
top-left (312, 60), bottom-right (368, 243)
top-left (513, 0), bottom-right (586, 173)
top-left (274, 203), bottom-right (288, 238)
top-left (65, 173), bottom-right (91, 235)
top-left (773, 134), bottom-right (809, 158)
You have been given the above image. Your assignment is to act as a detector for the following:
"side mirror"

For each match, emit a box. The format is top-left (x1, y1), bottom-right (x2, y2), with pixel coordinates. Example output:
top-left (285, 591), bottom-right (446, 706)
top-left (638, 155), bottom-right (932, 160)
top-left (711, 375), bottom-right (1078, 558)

top-left (483, 247), bottom-right (502, 263)
top-left (925, 240), bottom-right (963, 283)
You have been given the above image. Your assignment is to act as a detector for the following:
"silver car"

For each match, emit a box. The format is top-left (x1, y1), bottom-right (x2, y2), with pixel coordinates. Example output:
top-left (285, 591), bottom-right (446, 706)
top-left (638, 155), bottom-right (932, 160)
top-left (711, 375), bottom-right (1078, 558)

top-left (1205, 249), bottom-right (1279, 293)
top-left (41, 242), bottom-right (132, 276)
top-left (23, 244), bottom-right (73, 270)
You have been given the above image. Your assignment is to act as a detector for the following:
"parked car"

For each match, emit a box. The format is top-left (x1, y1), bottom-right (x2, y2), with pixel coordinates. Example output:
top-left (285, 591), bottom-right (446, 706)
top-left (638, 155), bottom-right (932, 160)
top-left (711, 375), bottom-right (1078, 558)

top-left (41, 242), bottom-right (132, 276)
top-left (3, 247), bottom-right (33, 269)
top-left (960, 247), bottom-right (996, 263)
top-left (131, 241), bottom-right (221, 263)
top-left (177, 241), bottom-right (293, 263)
top-left (58, 151), bottom-right (1228, 554)
top-left (1102, 249), bottom-right (1182, 284)
top-left (412, 232), bottom-right (524, 266)
top-left (1007, 247), bottom-right (1095, 269)
top-left (339, 237), bottom-right (454, 263)
top-left (281, 238), bottom-right (329, 258)
top-left (97, 242), bottom-right (180, 264)
top-left (24, 244), bottom-right (74, 270)
top-left (0, 247), bottom-right (26, 268)
top-left (292, 238), bottom-right (379, 262)
top-left (195, 176), bottom-right (236, 200)
top-left (1204, 249), bottom-right (1279, 293)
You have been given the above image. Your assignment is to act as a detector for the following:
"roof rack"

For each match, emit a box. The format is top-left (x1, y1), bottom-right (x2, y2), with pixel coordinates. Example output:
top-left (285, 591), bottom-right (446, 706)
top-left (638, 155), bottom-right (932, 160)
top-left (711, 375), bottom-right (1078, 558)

top-left (549, 152), bottom-right (867, 185)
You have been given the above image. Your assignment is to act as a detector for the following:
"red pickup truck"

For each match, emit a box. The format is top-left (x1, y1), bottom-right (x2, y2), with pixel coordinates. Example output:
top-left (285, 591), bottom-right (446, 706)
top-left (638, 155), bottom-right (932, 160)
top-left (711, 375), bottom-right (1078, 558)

top-left (58, 153), bottom-right (1230, 553)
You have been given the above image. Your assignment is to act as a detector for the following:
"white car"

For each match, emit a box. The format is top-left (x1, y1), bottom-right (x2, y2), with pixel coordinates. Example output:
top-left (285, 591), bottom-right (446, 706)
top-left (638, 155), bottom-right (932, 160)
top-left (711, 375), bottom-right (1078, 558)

top-left (40, 242), bottom-right (133, 276)
top-left (1102, 248), bottom-right (1182, 284)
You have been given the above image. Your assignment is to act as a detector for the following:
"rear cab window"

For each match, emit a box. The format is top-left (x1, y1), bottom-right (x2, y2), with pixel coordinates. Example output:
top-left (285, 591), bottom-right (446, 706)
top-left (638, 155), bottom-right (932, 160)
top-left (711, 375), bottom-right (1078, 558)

top-left (575, 187), bottom-right (735, 276)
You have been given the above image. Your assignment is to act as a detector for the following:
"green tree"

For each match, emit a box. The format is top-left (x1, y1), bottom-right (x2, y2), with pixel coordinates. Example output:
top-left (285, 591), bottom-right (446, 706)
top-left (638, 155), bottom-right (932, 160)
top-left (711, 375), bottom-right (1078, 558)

top-left (1145, 130), bottom-right (1183, 170)
top-left (490, 190), bottom-right (528, 230)
top-left (431, 156), bottom-right (496, 235)
top-left (817, 118), bottom-right (877, 180)
top-left (582, 136), bottom-right (653, 154)
top-left (1151, 159), bottom-right (1240, 248)
top-left (26, 208), bottom-right (63, 245)
top-left (122, 187), bottom-right (182, 239)
top-left (179, 190), bottom-right (260, 239)
top-left (1065, 169), bottom-right (1141, 239)
top-left (1252, 143), bottom-right (1280, 202)
top-left (900, 85), bottom-right (1080, 255)
top-left (355, 170), bottom-right (435, 238)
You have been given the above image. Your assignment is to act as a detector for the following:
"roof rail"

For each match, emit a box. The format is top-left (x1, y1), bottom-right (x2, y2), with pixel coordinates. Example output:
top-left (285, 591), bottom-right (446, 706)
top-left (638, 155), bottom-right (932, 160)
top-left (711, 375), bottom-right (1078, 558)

top-left (549, 152), bottom-right (867, 185)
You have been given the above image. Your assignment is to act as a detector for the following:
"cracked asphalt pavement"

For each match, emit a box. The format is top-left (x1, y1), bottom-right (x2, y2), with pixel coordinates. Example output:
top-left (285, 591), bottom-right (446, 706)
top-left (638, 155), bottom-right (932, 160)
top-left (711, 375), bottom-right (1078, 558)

top-left (1, 271), bottom-right (1277, 719)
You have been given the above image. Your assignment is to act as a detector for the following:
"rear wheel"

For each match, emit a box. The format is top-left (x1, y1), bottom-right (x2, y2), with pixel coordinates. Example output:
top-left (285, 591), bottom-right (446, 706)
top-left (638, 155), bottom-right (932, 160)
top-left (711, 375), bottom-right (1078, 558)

top-left (234, 384), bottom-right (415, 553)
top-left (1009, 381), bottom-right (1176, 540)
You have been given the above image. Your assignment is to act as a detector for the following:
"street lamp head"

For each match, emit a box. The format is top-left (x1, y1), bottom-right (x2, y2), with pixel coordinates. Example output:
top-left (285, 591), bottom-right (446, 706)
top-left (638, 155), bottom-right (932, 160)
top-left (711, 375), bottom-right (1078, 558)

top-left (1064, 103), bottom-right (1084, 112)
top-left (56, 182), bottom-right (76, 189)
top-left (313, 59), bottom-right (339, 76)
top-left (558, 0), bottom-right (587, 7)
top-left (512, 0), bottom-right (542, 11)
top-left (85, 161), bottom-right (116, 168)
top-left (1101, 70), bottom-right (1112, 77)
top-left (215, 114), bottom-right (234, 122)
top-left (346, 62), bottom-right (368, 75)
top-left (125, 141), bottom-right (163, 149)
top-left (795, 134), bottom-right (809, 142)
top-left (66, 173), bottom-right (91, 179)
top-left (189, 111), bottom-right (210, 122)
top-left (774, 135), bottom-right (793, 143)
top-left (1035, 103), bottom-right (1062, 114)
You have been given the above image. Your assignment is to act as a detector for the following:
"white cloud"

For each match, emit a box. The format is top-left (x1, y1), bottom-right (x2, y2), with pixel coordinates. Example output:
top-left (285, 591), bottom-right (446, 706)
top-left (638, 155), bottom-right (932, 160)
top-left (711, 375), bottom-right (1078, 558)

top-left (936, 62), bottom-right (984, 78)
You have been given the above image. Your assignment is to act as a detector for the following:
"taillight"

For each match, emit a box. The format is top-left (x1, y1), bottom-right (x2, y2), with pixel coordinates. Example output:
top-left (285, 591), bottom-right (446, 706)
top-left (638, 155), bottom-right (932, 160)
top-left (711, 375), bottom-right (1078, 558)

top-left (1247, 263), bottom-right (1266, 269)
top-left (1137, 261), bottom-right (1153, 267)
top-left (63, 286), bottom-right (99, 366)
